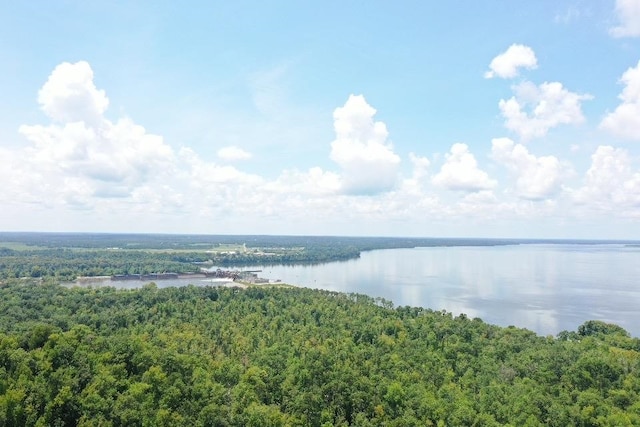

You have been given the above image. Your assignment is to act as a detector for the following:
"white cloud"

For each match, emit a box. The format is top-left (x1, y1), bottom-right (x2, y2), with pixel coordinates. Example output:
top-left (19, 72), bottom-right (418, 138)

top-left (456, 191), bottom-right (500, 218)
top-left (264, 167), bottom-right (341, 196)
top-left (460, 190), bottom-right (497, 205)
top-left (217, 145), bottom-right (252, 161)
top-left (10, 62), bottom-right (178, 208)
top-left (181, 147), bottom-right (260, 186)
top-left (610, 0), bottom-right (640, 38)
top-left (409, 152), bottom-right (430, 179)
top-left (573, 145), bottom-right (640, 210)
top-left (491, 137), bottom-right (566, 200)
top-left (18, 117), bottom-right (175, 201)
top-left (38, 61), bottom-right (109, 125)
top-left (432, 143), bottom-right (496, 192)
top-left (600, 60), bottom-right (640, 140)
top-left (400, 153), bottom-right (431, 196)
top-left (330, 95), bottom-right (401, 195)
top-left (484, 44), bottom-right (538, 79)
top-left (499, 81), bottom-right (592, 140)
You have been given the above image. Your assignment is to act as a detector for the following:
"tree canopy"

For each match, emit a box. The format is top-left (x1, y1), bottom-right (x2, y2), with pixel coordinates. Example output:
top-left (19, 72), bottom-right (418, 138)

top-left (0, 282), bottom-right (638, 426)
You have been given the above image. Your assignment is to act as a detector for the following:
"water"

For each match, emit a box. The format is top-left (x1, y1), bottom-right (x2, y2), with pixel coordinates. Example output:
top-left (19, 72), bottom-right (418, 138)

top-left (254, 244), bottom-right (640, 337)
top-left (81, 243), bottom-right (640, 337)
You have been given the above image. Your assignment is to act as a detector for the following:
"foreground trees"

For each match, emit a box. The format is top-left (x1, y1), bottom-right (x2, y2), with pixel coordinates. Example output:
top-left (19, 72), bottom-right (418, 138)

top-left (0, 283), bottom-right (638, 426)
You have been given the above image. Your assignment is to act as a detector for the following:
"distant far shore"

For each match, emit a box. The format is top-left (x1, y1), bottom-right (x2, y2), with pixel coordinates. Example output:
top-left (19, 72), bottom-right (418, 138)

top-left (75, 273), bottom-right (210, 282)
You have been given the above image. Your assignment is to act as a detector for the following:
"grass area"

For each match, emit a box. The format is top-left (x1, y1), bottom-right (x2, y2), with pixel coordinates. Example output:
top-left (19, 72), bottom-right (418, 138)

top-left (209, 243), bottom-right (246, 252)
top-left (0, 241), bottom-right (46, 251)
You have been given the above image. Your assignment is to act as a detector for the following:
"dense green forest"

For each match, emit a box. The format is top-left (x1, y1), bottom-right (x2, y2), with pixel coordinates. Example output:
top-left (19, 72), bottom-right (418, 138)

top-left (0, 282), bottom-right (638, 426)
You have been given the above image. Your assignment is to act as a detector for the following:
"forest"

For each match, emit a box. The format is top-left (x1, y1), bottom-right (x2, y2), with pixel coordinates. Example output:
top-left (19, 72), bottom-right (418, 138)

top-left (0, 282), bottom-right (638, 426)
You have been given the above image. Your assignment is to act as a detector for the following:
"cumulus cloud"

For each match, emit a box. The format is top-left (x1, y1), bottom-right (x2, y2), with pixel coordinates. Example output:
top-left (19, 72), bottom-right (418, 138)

top-left (38, 61), bottom-right (109, 125)
top-left (484, 44), bottom-right (538, 79)
top-left (491, 137), bottom-right (565, 200)
top-left (9, 61), bottom-right (180, 209)
top-left (574, 145), bottom-right (640, 210)
top-left (610, 0), bottom-right (640, 38)
top-left (217, 145), bottom-right (252, 161)
top-left (499, 81), bottom-right (592, 140)
top-left (432, 143), bottom-right (496, 192)
top-left (330, 95), bottom-right (401, 195)
top-left (600, 60), bottom-right (640, 140)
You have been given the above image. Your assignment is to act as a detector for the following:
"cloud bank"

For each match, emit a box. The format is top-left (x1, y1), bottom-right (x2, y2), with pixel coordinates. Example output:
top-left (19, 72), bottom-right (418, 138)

top-left (3, 58), bottom-right (640, 235)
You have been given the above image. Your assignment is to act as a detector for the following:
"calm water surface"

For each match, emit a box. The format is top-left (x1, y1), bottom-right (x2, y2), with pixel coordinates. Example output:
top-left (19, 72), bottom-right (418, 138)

top-left (255, 244), bottom-right (640, 337)
top-left (93, 244), bottom-right (640, 337)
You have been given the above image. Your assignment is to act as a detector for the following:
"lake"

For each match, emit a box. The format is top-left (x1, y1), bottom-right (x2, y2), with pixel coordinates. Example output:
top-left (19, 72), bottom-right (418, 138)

top-left (87, 243), bottom-right (640, 337)
top-left (255, 243), bottom-right (640, 337)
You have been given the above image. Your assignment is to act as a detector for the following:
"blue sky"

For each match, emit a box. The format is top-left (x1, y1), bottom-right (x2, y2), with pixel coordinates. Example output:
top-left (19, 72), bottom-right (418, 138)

top-left (1, 0), bottom-right (640, 238)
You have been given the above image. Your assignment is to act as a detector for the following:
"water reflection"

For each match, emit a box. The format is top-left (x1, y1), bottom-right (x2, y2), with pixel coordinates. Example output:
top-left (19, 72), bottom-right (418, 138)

top-left (256, 244), bottom-right (640, 337)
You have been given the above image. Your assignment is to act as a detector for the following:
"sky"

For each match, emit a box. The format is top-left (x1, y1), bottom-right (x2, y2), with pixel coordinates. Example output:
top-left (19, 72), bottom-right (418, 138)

top-left (1, 1), bottom-right (640, 238)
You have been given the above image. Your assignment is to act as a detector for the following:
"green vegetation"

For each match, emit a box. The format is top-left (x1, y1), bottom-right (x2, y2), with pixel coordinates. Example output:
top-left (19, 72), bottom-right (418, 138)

top-left (0, 282), bottom-right (638, 426)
